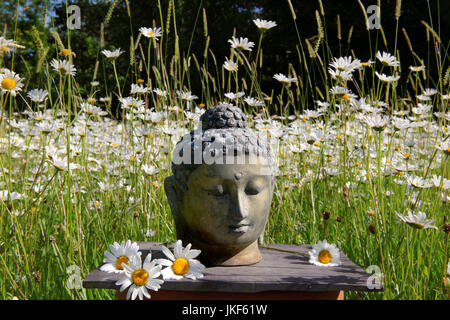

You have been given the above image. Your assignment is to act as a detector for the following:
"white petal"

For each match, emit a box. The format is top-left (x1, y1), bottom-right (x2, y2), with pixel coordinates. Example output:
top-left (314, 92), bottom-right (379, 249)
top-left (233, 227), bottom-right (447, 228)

top-left (104, 251), bottom-right (117, 262)
top-left (182, 243), bottom-right (192, 257)
top-left (126, 284), bottom-right (135, 300)
top-left (142, 287), bottom-right (151, 299)
top-left (174, 240), bottom-right (182, 258)
top-left (155, 258), bottom-right (173, 267)
top-left (131, 286), bottom-right (138, 300)
top-left (100, 263), bottom-right (120, 273)
top-left (161, 246), bottom-right (175, 261)
top-left (185, 249), bottom-right (201, 260)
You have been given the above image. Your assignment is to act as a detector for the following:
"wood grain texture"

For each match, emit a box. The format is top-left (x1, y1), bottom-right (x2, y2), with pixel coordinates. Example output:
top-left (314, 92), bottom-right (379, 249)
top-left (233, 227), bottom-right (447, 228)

top-left (83, 242), bottom-right (380, 293)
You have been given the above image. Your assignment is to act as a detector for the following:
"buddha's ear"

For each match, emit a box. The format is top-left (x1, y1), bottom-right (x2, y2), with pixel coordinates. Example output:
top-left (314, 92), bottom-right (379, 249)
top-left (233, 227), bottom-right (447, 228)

top-left (164, 175), bottom-right (181, 220)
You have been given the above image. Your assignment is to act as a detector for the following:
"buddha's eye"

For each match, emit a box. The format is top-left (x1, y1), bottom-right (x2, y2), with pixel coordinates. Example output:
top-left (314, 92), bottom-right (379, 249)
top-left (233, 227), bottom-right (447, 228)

top-left (206, 185), bottom-right (224, 197)
top-left (245, 181), bottom-right (264, 195)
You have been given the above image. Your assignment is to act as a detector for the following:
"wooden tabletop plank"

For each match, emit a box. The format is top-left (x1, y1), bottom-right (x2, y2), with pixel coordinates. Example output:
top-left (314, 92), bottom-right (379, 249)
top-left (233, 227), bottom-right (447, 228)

top-left (83, 242), bottom-right (379, 292)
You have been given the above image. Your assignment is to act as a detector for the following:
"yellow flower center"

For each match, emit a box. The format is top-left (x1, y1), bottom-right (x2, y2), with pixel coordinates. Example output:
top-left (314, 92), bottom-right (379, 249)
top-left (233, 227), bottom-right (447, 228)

top-left (147, 31), bottom-right (156, 37)
top-left (314, 141), bottom-right (320, 147)
top-left (1, 78), bottom-right (16, 90)
top-left (172, 257), bottom-right (189, 275)
top-left (115, 256), bottom-right (129, 270)
top-left (318, 250), bottom-right (332, 264)
top-left (408, 222), bottom-right (425, 229)
top-left (342, 94), bottom-right (350, 101)
top-left (403, 153), bottom-right (410, 159)
top-left (61, 49), bottom-right (72, 56)
top-left (362, 62), bottom-right (368, 67)
top-left (131, 268), bottom-right (149, 286)
top-left (336, 135), bottom-right (343, 140)
top-left (2, 46), bottom-right (10, 52)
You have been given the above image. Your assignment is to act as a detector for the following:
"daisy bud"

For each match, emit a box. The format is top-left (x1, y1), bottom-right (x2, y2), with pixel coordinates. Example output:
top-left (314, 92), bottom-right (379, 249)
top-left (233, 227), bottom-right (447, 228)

top-left (369, 224), bottom-right (376, 234)
top-left (343, 185), bottom-right (349, 198)
top-left (336, 216), bottom-right (342, 223)
top-left (34, 271), bottom-right (41, 283)
top-left (323, 210), bottom-right (330, 220)
top-left (443, 223), bottom-right (450, 234)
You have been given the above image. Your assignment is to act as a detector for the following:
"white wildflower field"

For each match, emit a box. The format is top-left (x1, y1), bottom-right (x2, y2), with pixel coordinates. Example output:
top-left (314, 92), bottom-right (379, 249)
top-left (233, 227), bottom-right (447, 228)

top-left (0, 0), bottom-right (449, 300)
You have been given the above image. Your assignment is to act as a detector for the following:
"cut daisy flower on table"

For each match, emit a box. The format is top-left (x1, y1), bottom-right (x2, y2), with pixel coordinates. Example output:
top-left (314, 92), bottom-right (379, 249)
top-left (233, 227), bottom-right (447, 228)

top-left (116, 252), bottom-right (164, 300)
top-left (308, 239), bottom-right (341, 267)
top-left (155, 240), bottom-right (206, 280)
top-left (100, 240), bottom-right (141, 273)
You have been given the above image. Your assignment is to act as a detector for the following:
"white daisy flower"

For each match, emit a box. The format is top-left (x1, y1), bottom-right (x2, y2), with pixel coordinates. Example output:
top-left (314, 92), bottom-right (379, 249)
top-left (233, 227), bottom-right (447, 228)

top-left (328, 68), bottom-right (353, 81)
top-left (375, 71), bottom-right (400, 83)
top-left (100, 240), bottom-right (142, 273)
top-left (363, 114), bottom-right (390, 131)
top-left (119, 96), bottom-right (145, 110)
top-left (223, 59), bottom-right (238, 72)
top-left (253, 19), bottom-right (277, 31)
top-left (139, 27), bottom-right (162, 40)
top-left (0, 70), bottom-right (24, 96)
top-left (116, 252), bottom-right (164, 300)
top-left (308, 239), bottom-right (341, 267)
top-left (422, 88), bottom-right (438, 96)
top-left (329, 56), bottom-right (362, 73)
top-left (395, 210), bottom-right (438, 230)
top-left (416, 94), bottom-right (432, 101)
top-left (0, 36), bottom-right (25, 54)
top-left (142, 164), bottom-right (159, 176)
top-left (50, 59), bottom-right (76, 76)
top-left (27, 89), bottom-right (48, 103)
top-left (244, 96), bottom-right (265, 107)
top-left (130, 83), bottom-right (148, 95)
top-left (224, 91), bottom-right (245, 99)
top-left (273, 73), bottom-right (297, 84)
top-left (228, 36), bottom-right (255, 51)
top-left (405, 174), bottom-right (432, 189)
top-left (155, 240), bottom-right (205, 280)
top-left (376, 51), bottom-right (400, 67)
top-left (176, 90), bottom-right (198, 101)
top-left (101, 48), bottom-right (124, 59)
top-left (430, 175), bottom-right (450, 190)
top-left (153, 88), bottom-right (168, 97)
top-left (409, 65), bottom-right (425, 72)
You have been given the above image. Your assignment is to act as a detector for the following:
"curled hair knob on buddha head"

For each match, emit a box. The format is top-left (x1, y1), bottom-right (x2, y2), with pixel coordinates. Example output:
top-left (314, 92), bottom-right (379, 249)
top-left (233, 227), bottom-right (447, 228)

top-left (200, 104), bottom-right (248, 130)
top-left (170, 104), bottom-right (273, 194)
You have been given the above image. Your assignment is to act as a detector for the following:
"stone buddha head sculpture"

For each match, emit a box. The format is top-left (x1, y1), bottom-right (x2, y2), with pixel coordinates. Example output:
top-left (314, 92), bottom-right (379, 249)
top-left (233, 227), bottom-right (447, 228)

top-left (164, 104), bottom-right (274, 266)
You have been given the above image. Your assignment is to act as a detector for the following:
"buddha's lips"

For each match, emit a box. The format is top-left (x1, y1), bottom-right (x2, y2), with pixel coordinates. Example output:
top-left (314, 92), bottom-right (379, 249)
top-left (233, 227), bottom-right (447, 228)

top-left (229, 223), bottom-right (251, 233)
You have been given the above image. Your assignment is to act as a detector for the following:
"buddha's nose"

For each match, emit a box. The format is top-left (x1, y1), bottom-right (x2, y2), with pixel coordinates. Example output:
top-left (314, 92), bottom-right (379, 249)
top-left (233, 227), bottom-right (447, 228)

top-left (230, 191), bottom-right (248, 220)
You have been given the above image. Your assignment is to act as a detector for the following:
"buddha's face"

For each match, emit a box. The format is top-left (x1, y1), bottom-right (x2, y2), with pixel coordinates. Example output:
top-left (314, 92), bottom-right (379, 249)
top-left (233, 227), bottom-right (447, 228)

top-left (180, 156), bottom-right (273, 247)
